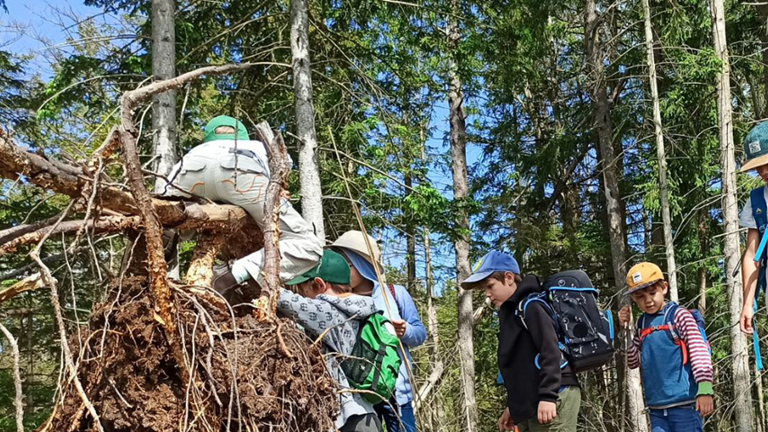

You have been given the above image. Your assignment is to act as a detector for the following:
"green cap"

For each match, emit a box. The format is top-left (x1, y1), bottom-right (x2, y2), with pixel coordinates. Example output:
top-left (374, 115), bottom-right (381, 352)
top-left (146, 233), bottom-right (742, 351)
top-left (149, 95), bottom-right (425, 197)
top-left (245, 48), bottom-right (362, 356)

top-left (285, 250), bottom-right (351, 286)
top-left (203, 115), bottom-right (249, 143)
top-left (741, 121), bottom-right (768, 172)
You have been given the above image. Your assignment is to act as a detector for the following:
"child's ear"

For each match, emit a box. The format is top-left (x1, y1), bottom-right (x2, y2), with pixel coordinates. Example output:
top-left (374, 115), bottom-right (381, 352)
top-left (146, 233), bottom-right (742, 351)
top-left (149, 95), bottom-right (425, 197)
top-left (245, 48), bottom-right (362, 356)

top-left (662, 281), bottom-right (669, 295)
top-left (504, 271), bottom-right (516, 285)
top-left (314, 278), bottom-right (329, 293)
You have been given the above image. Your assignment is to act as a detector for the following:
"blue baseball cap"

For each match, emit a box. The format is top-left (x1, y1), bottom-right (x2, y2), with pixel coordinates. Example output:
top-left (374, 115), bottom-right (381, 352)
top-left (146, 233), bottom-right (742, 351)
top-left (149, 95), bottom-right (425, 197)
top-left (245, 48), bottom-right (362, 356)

top-left (461, 251), bottom-right (520, 289)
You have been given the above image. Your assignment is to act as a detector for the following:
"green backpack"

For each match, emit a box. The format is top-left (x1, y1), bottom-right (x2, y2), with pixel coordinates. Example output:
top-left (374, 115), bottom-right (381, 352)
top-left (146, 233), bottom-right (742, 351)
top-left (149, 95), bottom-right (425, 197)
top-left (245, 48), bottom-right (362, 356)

top-left (340, 312), bottom-right (402, 404)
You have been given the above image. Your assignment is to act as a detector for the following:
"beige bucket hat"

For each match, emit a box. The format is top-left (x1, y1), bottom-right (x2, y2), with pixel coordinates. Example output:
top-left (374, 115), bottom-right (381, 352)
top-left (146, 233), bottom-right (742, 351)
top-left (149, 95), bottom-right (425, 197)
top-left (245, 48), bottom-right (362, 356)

top-left (330, 230), bottom-right (382, 266)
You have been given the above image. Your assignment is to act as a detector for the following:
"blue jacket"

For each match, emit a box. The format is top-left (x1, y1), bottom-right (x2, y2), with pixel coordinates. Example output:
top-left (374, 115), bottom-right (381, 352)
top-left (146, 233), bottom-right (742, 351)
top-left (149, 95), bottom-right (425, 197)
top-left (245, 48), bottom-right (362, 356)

top-left (346, 251), bottom-right (428, 405)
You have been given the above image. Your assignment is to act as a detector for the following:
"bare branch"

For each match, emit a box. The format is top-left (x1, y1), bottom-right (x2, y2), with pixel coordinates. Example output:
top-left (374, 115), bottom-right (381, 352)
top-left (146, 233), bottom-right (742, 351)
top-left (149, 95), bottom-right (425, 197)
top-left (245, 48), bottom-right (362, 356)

top-left (0, 273), bottom-right (45, 304)
top-left (122, 63), bottom-right (272, 109)
top-left (252, 121), bottom-right (290, 299)
top-left (0, 216), bottom-right (141, 257)
top-left (0, 322), bottom-right (24, 432)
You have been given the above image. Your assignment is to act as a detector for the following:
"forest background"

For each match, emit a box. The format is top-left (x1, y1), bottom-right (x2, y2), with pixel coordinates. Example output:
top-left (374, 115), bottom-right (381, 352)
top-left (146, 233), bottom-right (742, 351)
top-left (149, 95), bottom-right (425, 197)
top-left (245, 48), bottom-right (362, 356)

top-left (1, 0), bottom-right (767, 430)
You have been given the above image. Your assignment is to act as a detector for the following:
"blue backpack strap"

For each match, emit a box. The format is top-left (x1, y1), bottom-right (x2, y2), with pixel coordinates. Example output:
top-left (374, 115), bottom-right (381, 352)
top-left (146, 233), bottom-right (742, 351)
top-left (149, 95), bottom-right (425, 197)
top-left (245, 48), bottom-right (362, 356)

top-left (751, 187), bottom-right (768, 288)
top-left (751, 187), bottom-right (768, 371)
top-left (664, 302), bottom-right (680, 338)
top-left (518, 293), bottom-right (557, 331)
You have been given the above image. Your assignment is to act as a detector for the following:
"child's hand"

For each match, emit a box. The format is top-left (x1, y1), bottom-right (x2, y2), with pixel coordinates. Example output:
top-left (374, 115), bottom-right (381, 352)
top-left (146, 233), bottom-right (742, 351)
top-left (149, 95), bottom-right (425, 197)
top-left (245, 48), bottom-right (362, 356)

top-left (740, 305), bottom-right (754, 334)
top-left (618, 305), bottom-right (633, 329)
top-left (392, 319), bottom-right (407, 338)
top-left (537, 401), bottom-right (557, 424)
top-left (696, 395), bottom-right (714, 416)
top-left (498, 407), bottom-right (514, 431)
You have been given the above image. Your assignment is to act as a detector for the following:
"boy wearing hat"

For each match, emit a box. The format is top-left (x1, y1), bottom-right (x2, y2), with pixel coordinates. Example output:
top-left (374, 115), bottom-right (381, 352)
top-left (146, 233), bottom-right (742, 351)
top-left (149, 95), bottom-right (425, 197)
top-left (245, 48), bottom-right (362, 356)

top-left (162, 115), bottom-right (323, 290)
top-left (461, 251), bottom-right (581, 432)
top-left (330, 230), bottom-right (426, 432)
top-left (739, 121), bottom-right (768, 335)
top-left (618, 262), bottom-right (714, 432)
top-left (278, 250), bottom-right (382, 432)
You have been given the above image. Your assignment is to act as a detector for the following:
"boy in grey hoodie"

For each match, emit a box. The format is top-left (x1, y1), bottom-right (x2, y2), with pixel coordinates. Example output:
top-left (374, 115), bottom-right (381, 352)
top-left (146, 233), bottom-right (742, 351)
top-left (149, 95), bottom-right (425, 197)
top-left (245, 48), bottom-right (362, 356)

top-left (278, 250), bottom-right (382, 432)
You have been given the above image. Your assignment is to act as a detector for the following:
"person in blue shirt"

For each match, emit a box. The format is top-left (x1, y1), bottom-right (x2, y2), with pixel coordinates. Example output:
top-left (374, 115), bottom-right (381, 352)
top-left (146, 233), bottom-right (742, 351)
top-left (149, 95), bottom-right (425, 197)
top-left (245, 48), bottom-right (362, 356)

top-left (331, 230), bottom-right (427, 432)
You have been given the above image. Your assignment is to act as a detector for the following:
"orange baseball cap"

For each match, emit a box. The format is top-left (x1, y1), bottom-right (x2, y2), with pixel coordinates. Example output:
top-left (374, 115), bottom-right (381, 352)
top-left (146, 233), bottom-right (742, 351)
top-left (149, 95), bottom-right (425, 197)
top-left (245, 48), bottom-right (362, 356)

top-left (625, 262), bottom-right (665, 294)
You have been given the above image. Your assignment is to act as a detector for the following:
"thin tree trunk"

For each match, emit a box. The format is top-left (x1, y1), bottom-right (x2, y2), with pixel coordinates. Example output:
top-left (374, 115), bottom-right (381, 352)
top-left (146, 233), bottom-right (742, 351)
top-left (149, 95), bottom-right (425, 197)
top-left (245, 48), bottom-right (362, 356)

top-left (757, 367), bottom-right (767, 432)
top-left (447, 0), bottom-right (477, 429)
top-left (406, 171), bottom-right (417, 291)
top-left (698, 211), bottom-right (708, 313)
top-left (642, 0), bottom-right (678, 301)
top-left (290, 0), bottom-right (324, 240)
top-left (151, 0), bottom-right (179, 278)
top-left (757, 4), bottom-right (768, 119)
top-left (425, 228), bottom-right (440, 359)
top-left (710, 0), bottom-right (753, 429)
top-left (151, 0), bottom-right (177, 191)
top-left (584, 1), bottom-right (647, 430)
top-left (0, 323), bottom-right (24, 432)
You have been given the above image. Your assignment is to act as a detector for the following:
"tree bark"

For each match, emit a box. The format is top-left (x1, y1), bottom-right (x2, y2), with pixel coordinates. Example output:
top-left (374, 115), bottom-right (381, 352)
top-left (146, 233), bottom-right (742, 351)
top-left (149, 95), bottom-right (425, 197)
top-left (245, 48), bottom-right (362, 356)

top-left (253, 122), bottom-right (291, 303)
top-left (584, 1), bottom-right (647, 430)
top-left (447, 1), bottom-right (478, 430)
top-left (0, 323), bottom-right (24, 432)
top-left (405, 172), bottom-right (417, 292)
top-left (290, 0), bottom-right (324, 241)
top-left (757, 4), bottom-right (768, 119)
top-left (151, 0), bottom-right (177, 191)
top-left (710, 0), bottom-right (754, 429)
top-left (425, 228), bottom-right (440, 359)
top-left (642, 0), bottom-right (678, 301)
top-left (698, 211), bottom-right (708, 313)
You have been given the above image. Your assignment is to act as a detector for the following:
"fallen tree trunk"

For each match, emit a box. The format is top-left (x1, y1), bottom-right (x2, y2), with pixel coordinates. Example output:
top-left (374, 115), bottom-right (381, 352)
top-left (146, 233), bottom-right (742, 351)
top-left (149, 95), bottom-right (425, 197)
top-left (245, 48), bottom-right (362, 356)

top-left (0, 130), bottom-right (248, 228)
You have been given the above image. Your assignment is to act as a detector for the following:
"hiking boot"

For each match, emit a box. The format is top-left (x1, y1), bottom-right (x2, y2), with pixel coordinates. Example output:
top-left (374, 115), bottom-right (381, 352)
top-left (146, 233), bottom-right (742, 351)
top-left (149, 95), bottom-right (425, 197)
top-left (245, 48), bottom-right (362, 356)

top-left (212, 270), bottom-right (238, 295)
top-left (212, 270), bottom-right (262, 304)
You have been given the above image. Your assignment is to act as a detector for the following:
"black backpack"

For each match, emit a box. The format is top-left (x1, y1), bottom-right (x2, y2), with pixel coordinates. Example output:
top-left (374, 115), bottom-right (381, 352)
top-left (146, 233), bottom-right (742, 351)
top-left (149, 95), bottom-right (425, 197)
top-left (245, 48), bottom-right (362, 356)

top-left (517, 270), bottom-right (616, 373)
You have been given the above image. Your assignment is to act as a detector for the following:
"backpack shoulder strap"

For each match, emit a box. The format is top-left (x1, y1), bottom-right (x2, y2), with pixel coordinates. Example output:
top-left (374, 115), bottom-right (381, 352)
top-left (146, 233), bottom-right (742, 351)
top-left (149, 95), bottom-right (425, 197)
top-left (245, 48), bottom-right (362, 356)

top-left (752, 187), bottom-right (768, 231)
top-left (664, 302), bottom-right (680, 324)
top-left (517, 292), bottom-right (558, 332)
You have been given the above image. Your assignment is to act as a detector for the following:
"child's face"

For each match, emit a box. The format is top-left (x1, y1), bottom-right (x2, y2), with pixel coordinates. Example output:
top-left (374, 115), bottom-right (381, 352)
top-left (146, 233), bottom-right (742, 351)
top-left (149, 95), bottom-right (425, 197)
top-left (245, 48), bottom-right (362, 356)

top-left (481, 272), bottom-right (518, 308)
top-left (629, 281), bottom-right (668, 314)
top-left (758, 164), bottom-right (768, 185)
top-left (295, 280), bottom-right (316, 298)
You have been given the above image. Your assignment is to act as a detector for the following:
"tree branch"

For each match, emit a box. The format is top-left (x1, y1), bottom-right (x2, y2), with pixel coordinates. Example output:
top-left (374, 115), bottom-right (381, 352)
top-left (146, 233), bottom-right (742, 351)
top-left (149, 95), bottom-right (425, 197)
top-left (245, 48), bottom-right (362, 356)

top-left (0, 322), bottom-right (24, 432)
top-left (122, 63), bottom-right (262, 109)
top-left (0, 216), bottom-right (141, 256)
top-left (252, 121), bottom-right (290, 299)
top-left (0, 273), bottom-right (45, 304)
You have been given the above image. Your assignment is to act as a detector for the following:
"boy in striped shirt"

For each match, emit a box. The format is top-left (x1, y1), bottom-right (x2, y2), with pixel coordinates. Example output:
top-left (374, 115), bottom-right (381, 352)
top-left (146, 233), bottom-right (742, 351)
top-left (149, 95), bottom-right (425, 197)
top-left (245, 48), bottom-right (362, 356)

top-left (618, 262), bottom-right (714, 432)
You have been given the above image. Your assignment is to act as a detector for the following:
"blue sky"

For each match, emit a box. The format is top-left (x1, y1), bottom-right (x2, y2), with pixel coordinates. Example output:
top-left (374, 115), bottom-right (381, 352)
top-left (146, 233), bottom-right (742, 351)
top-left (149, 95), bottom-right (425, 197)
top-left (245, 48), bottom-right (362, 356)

top-left (3, 0), bottom-right (102, 78)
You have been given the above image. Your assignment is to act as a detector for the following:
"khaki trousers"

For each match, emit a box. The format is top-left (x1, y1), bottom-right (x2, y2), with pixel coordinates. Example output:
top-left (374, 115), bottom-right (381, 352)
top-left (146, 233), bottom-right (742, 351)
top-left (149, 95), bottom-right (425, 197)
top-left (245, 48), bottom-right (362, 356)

top-left (165, 152), bottom-right (323, 285)
top-left (516, 387), bottom-right (581, 432)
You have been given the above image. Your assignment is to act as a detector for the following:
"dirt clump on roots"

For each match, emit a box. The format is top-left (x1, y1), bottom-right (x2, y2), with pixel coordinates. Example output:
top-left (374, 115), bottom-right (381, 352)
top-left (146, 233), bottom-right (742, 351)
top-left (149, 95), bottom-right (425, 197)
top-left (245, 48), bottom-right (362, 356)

top-left (45, 276), bottom-right (339, 432)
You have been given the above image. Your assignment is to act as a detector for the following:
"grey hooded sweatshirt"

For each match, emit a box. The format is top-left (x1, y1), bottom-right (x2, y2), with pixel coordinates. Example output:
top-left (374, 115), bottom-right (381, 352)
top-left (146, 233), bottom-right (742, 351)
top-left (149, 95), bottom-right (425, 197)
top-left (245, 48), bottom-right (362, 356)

top-left (277, 288), bottom-right (378, 430)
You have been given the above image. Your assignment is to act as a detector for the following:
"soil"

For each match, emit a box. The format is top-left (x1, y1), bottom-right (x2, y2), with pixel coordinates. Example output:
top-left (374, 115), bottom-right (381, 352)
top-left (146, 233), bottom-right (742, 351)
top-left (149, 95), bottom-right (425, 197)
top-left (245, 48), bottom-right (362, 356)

top-left (44, 276), bottom-right (339, 432)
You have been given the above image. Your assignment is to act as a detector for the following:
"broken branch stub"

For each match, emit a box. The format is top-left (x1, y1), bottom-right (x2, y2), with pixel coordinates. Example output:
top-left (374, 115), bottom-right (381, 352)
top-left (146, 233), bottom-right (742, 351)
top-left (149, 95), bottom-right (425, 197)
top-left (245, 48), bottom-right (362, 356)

top-left (252, 122), bottom-right (291, 300)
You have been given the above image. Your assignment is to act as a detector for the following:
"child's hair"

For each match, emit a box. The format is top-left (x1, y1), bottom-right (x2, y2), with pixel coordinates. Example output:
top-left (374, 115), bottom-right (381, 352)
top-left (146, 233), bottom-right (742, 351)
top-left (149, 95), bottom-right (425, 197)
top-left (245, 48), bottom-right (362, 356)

top-left (215, 125), bottom-right (236, 135)
top-left (487, 271), bottom-right (523, 284)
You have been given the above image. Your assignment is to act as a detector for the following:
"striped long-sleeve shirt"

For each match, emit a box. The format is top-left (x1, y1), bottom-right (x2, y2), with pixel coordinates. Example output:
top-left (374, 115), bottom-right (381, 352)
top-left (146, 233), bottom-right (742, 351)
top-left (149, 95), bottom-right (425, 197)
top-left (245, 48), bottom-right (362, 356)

top-left (627, 307), bottom-right (714, 393)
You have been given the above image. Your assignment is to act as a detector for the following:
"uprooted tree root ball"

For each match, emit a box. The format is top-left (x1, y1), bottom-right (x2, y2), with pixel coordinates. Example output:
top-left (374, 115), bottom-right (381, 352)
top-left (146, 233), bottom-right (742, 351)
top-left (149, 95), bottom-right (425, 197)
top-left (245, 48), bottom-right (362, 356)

top-left (44, 276), bottom-right (339, 432)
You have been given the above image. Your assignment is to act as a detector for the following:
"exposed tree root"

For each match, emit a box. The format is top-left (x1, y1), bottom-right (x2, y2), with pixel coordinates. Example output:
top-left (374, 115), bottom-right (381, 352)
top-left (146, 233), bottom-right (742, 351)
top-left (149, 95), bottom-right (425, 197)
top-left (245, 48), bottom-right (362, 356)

top-left (47, 277), bottom-right (339, 432)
